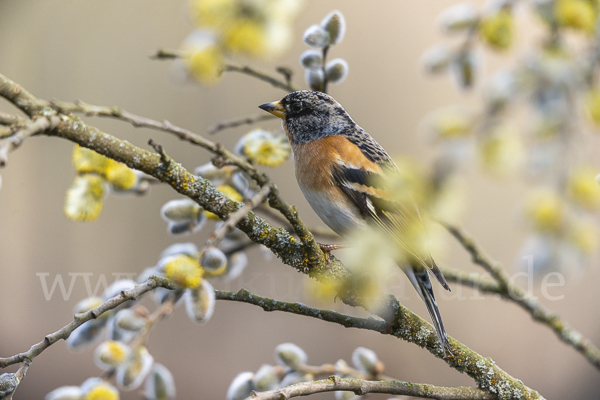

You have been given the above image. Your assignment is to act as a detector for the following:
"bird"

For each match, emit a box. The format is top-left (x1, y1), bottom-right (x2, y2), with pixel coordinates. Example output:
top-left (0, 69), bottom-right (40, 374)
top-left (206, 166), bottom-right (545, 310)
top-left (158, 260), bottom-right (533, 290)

top-left (259, 90), bottom-right (452, 355)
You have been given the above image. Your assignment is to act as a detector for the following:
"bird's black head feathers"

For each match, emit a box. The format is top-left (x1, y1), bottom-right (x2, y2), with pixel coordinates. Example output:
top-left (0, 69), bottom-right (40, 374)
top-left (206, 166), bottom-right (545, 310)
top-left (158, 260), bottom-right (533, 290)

top-left (279, 91), bottom-right (356, 144)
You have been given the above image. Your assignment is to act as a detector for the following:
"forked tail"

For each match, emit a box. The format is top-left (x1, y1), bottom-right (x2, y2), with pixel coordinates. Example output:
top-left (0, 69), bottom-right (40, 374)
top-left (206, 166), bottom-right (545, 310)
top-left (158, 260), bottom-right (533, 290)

top-left (405, 267), bottom-right (452, 356)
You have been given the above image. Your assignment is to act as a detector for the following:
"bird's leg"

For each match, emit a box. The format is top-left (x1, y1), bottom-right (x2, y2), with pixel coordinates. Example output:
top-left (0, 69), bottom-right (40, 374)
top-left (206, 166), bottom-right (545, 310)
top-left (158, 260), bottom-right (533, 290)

top-left (317, 242), bottom-right (346, 265)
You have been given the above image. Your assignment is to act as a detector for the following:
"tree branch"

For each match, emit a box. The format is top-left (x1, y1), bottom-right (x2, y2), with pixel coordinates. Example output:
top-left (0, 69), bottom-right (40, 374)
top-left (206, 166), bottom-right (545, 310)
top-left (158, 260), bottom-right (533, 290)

top-left (0, 72), bottom-right (545, 399)
top-left (445, 223), bottom-right (600, 370)
top-left (0, 276), bottom-right (175, 369)
top-left (247, 376), bottom-right (494, 400)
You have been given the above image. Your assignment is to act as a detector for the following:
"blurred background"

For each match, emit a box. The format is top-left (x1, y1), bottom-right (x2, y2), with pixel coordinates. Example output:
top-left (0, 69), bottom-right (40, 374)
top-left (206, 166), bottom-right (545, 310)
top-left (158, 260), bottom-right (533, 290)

top-left (0, 0), bottom-right (599, 398)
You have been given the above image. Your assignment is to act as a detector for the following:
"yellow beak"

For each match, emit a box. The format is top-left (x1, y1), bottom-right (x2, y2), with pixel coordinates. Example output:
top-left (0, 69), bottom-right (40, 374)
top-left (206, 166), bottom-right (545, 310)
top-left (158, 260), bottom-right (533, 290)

top-left (259, 101), bottom-right (286, 119)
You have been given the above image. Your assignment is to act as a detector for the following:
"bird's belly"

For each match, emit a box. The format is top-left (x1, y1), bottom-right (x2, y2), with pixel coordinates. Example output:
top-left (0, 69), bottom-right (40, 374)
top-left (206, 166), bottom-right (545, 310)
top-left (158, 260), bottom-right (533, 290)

top-left (300, 187), bottom-right (365, 235)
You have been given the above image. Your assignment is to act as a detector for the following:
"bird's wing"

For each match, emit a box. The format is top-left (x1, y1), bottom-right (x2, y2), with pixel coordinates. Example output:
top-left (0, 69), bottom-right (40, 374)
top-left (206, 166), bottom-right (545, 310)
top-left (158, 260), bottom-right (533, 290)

top-left (332, 149), bottom-right (450, 292)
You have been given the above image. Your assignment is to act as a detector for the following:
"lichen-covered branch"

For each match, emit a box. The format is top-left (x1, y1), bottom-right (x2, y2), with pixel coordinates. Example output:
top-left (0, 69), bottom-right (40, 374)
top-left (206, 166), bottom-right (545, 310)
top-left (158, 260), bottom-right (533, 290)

top-left (0, 72), bottom-right (545, 399)
top-left (445, 224), bottom-right (600, 370)
top-left (49, 99), bottom-right (325, 267)
top-left (208, 185), bottom-right (271, 246)
top-left (247, 376), bottom-right (494, 400)
top-left (0, 276), bottom-right (175, 369)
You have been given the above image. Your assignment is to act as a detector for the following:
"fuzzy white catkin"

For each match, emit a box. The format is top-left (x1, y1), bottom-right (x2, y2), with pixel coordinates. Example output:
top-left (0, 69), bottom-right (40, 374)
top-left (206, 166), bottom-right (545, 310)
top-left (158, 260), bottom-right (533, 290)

top-left (160, 242), bottom-right (199, 259)
top-left (274, 343), bottom-right (307, 370)
top-left (200, 246), bottom-right (227, 272)
top-left (226, 372), bottom-right (254, 400)
top-left (321, 10), bottom-right (346, 45)
top-left (450, 50), bottom-right (480, 90)
top-left (300, 49), bottom-right (323, 70)
top-left (325, 58), bottom-right (349, 84)
top-left (303, 24), bottom-right (329, 48)
top-left (184, 280), bottom-right (216, 324)
top-left (44, 386), bottom-right (84, 400)
top-left (421, 44), bottom-right (452, 74)
top-left (160, 199), bottom-right (200, 223)
top-left (0, 373), bottom-right (18, 397)
top-left (305, 68), bottom-right (325, 91)
top-left (114, 309), bottom-right (147, 332)
top-left (116, 346), bottom-right (154, 391)
top-left (351, 347), bottom-right (379, 374)
top-left (145, 363), bottom-right (176, 400)
top-left (66, 321), bottom-right (104, 350)
top-left (437, 3), bottom-right (478, 32)
top-left (252, 365), bottom-right (279, 391)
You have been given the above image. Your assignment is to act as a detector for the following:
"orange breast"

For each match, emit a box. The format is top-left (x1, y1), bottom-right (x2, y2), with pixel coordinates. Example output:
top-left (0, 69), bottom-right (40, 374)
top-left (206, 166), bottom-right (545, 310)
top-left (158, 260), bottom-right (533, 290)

top-left (292, 135), bottom-right (383, 191)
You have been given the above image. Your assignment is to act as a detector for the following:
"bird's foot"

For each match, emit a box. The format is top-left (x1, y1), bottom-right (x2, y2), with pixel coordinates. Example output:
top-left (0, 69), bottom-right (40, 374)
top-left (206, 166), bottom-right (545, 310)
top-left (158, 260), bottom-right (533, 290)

top-left (317, 242), bottom-right (346, 267)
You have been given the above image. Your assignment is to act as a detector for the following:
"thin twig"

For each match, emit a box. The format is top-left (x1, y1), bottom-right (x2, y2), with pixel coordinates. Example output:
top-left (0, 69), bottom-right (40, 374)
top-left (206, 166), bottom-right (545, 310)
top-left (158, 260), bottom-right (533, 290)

top-left (445, 223), bottom-right (600, 370)
top-left (0, 276), bottom-right (175, 369)
top-left (208, 114), bottom-right (276, 135)
top-left (247, 376), bottom-right (494, 400)
top-left (150, 49), bottom-right (297, 92)
top-left (224, 63), bottom-right (297, 93)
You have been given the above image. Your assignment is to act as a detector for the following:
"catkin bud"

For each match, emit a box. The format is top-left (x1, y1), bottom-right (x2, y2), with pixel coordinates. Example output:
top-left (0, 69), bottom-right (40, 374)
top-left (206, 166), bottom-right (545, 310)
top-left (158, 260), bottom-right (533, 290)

top-left (66, 321), bottom-right (105, 350)
top-left (64, 174), bottom-right (107, 222)
top-left (351, 347), bottom-right (380, 375)
top-left (200, 246), bottom-right (227, 276)
top-left (103, 279), bottom-right (138, 301)
top-left (160, 199), bottom-right (201, 223)
top-left (437, 3), bottom-right (479, 32)
top-left (162, 254), bottom-right (203, 289)
top-left (274, 343), bottom-right (307, 371)
top-left (450, 50), bottom-right (480, 90)
top-left (305, 68), bottom-right (325, 91)
top-left (114, 308), bottom-right (147, 332)
top-left (160, 243), bottom-right (199, 259)
top-left (44, 386), bottom-right (84, 400)
top-left (226, 372), bottom-right (254, 400)
top-left (421, 44), bottom-right (452, 74)
top-left (279, 372), bottom-right (311, 387)
top-left (106, 317), bottom-right (136, 343)
top-left (94, 341), bottom-right (131, 369)
top-left (194, 163), bottom-right (234, 186)
top-left (325, 58), bottom-right (349, 84)
top-left (116, 346), bottom-right (154, 391)
top-left (144, 363), bottom-right (176, 400)
top-left (303, 25), bottom-right (329, 48)
top-left (321, 10), bottom-right (346, 45)
top-left (184, 280), bottom-right (216, 324)
top-left (224, 251), bottom-right (248, 281)
top-left (300, 50), bottom-right (323, 70)
top-left (0, 373), bottom-right (19, 398)
top-left (252, 365), bottom-right (279, 391)
top-left (82, 381), bottom-right (119, 400)
top-left (73, 297), bottom-right (109, 322)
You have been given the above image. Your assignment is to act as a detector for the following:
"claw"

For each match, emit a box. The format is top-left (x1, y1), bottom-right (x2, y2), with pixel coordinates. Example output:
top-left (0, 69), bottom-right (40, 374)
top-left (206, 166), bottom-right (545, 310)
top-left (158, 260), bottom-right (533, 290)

top-left (317, 242), bottom-right (346, 267)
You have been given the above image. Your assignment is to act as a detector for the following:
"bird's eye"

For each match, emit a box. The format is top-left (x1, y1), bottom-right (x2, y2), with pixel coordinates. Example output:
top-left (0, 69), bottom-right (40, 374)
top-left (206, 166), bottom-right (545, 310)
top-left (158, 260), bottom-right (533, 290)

top-left (291, 102), bottom-right (302, 113)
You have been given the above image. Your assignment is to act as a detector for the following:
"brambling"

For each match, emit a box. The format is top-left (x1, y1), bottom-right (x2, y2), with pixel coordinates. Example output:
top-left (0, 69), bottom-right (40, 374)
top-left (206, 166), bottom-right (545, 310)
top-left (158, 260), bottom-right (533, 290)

top-left (259, 91), bottom-right (452, 354)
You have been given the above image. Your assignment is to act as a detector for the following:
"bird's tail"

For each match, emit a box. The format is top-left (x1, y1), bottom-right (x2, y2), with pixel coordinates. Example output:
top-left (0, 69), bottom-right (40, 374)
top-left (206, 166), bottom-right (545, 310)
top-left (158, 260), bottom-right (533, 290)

top-left (405, 266), bottom-right (452, 356)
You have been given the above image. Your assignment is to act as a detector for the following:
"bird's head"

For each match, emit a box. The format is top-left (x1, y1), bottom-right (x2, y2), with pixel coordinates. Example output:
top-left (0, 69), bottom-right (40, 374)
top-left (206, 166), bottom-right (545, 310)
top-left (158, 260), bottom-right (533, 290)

top-left (259, 90), bottom-right (356, 144)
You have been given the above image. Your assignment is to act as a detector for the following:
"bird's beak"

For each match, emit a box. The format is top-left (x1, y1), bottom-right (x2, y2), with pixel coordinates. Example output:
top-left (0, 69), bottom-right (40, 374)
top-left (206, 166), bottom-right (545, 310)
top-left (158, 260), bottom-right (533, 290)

top-left (259, 101), bottom-right (286, 119)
